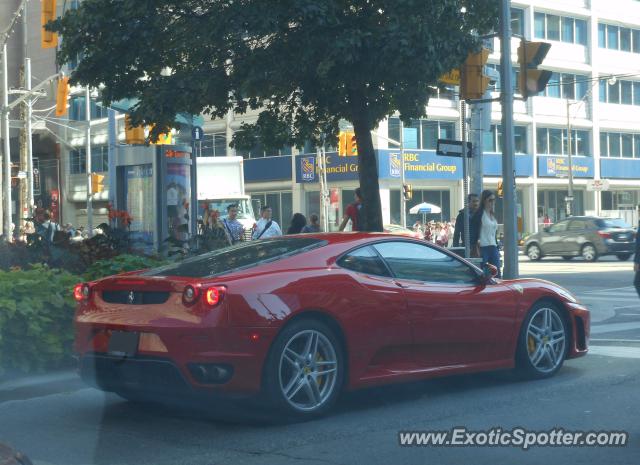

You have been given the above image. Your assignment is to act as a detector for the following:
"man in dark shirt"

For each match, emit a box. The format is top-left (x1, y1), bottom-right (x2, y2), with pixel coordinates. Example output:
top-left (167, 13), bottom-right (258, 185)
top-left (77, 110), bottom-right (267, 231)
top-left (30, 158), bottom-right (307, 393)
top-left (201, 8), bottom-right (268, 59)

top-left (453, 193), bottom-right (479, 247)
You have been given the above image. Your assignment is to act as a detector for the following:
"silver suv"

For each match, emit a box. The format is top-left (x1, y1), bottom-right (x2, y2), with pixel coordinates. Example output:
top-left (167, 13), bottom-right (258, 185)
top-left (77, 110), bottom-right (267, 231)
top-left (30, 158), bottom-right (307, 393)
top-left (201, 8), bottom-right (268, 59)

top-left (524, 216), bottom-right (636, 262)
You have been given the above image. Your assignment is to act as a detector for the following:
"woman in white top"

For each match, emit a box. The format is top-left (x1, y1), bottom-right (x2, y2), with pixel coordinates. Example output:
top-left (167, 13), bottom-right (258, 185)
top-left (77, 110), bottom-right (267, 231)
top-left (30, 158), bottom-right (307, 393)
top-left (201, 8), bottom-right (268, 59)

top-left (473, 189), bottom-right (501, 278)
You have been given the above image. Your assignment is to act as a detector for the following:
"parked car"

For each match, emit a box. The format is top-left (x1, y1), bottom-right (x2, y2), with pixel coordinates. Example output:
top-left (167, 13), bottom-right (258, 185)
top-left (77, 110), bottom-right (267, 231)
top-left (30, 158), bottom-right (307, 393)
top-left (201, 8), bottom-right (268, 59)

top-left (524, 216), bottom-right (636, 262)
top-left (74, 234), bottom-right (589, 418)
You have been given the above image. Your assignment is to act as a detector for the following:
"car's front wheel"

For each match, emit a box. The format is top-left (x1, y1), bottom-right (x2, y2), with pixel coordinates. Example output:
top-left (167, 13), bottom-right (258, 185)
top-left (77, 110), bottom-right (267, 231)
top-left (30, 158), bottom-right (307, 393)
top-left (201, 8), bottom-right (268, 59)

top-left (516, 302), bottom-right (568, 379)
top-left (581, 244), bottom-right (598, 262)
top-left (527, 244), bottom-right (542, 261)
top-left (263, 319), bottom-right (344, 418)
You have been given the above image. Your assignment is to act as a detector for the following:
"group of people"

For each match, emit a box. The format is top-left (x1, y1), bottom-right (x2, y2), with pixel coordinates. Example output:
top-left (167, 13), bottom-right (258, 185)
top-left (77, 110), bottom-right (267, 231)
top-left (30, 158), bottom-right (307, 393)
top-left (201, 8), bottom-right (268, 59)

top-left (200, 203), bottom-right (322, 248)
top-left (452, 190), bottom-right (502, 278)
top-left (412, 220), bottom-right (453, 247)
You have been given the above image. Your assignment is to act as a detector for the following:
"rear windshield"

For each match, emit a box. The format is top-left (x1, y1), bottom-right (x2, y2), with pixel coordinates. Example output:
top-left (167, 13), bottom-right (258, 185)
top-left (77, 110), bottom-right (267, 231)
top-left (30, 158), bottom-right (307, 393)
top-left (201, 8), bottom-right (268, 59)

top-left (144, 238), bottom-right (325, 278)
top-left (596, 218), bottom-right (630, 229)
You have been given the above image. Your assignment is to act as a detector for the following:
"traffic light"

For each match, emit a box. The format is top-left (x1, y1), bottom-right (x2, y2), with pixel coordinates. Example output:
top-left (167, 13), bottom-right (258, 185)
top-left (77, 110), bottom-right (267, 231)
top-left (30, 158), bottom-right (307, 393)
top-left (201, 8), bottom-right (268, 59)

top-left (55, 77), bottom-right (69, 117)
top-left (403, 183), bottom-right (413, 201)
top-left (156, 132), bottom-right (173, 145)
top-left (41, 0), bottom-right (58, 49)
top-left (518, 40), bottom-right (552, 99)
top-left (460, 48), bottom-right (490, 100)
top-left (125, 116), bottom-right (146, 144)
top-left (91, 173), bottom-right (105, 194)
top-left (497, 181), bottom-right (503, 198)
top-left (338, 131), bottom-right (358, 156)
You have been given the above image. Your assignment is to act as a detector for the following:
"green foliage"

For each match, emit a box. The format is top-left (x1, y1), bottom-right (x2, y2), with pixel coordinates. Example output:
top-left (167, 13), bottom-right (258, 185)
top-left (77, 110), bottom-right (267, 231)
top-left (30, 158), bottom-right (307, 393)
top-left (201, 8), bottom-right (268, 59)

top-left (0, 266), bottom-right (80, 376)
top-left (49, 0), bottom-right (498, 231)
top-left (83, 254), bottom-right (167, 282)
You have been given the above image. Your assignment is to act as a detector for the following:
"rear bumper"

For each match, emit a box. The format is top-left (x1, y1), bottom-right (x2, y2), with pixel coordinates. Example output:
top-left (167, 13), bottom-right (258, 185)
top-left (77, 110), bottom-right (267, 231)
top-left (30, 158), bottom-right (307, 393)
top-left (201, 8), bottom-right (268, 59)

top-left (603, 242), bottom-right (635, 254)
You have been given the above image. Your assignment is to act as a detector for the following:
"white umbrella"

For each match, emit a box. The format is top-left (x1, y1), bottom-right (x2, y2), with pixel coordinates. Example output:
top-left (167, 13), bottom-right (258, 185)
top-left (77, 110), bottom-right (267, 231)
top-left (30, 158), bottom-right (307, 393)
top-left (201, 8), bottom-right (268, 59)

top-left (409, 202), bottom-right (442, 215)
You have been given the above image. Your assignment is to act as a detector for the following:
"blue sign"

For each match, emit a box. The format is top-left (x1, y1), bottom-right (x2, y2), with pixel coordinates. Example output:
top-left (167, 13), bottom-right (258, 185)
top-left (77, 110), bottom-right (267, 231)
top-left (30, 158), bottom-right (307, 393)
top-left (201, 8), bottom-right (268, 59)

top-left (191, 126), bottom-right (203, 141)
top-left (295, 153), bottom-right (360, 183)
top-left (537, 156), bottom-right (594, 178)
top-left (483, 153), bottom-right (534, 177)
top-left (600, 158), bottom-right (640, 179)
top-left (377, 149), bottom-right (462, 180)
top-left (244, 156), bottom-right (293, 182)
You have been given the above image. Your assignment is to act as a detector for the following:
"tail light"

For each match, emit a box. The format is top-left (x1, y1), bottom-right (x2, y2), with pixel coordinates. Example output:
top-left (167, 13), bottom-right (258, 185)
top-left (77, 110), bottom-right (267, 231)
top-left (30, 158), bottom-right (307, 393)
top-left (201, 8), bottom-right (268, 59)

top-left (597, 231), bottom-right (611, 239)
top-left (182, 285), bottom-right (226, 308)
top-left (73, 283), bottom-right (91, 302)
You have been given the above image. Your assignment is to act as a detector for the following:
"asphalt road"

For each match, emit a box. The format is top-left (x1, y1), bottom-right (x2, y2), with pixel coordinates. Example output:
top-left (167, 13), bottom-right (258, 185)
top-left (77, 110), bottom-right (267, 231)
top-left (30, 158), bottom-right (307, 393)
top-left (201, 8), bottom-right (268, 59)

top-left (1, 256), bottom-right (638, 465)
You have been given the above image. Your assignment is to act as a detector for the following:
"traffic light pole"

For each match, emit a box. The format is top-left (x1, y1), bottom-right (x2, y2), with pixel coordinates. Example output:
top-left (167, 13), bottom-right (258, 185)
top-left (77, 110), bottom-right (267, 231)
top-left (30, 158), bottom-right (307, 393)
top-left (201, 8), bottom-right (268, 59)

top-left (399, 120), bottom-right (406, 228)
top-left (500, 0), bottom-right (519, 279)
top-left (461, 102), bottom-right (470, 258)
top-left (1, 43), bottom-right (11, 241)
top-left (86, 87), bottom-right (93, 237)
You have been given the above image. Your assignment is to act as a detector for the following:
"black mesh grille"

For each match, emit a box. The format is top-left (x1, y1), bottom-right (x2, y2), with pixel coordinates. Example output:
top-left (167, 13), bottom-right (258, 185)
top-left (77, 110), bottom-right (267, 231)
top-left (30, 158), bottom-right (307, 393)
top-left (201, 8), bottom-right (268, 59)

top-left (101, 290), bottom-right (170, 304)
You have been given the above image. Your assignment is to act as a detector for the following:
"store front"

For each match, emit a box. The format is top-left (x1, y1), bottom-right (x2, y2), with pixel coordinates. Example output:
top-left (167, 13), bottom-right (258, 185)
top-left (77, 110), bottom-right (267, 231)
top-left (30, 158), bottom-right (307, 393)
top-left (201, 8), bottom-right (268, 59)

top-left (537, 189), bottom-right (585, 225)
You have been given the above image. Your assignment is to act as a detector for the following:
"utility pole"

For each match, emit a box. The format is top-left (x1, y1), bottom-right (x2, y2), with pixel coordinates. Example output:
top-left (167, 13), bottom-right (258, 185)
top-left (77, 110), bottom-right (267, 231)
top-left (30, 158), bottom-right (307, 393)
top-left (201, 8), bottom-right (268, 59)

top-left (461, 101), bottom-right (470, 258)
top-left (500, 0), bottom-right (518, 279)
top-left (566, 99), bottom-right (574, 217)
top-left (85, 87), bottom-right (93, 236)
top-left (1, 43), bottom-right (11, 240)
top-left (399, 120), bottom-right (406, 228)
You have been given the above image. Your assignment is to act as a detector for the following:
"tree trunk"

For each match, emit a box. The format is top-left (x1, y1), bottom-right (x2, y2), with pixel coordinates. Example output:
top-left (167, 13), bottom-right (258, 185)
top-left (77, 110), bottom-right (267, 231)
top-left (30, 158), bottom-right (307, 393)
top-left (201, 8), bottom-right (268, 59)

top-left (349, 91), bottom-right (383, 232)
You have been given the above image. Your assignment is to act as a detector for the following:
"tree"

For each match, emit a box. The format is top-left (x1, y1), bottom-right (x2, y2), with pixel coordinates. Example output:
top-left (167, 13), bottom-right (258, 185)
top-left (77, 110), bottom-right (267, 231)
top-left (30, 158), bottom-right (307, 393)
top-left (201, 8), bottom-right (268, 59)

top-left (50, 0), bottom-right (497, 231)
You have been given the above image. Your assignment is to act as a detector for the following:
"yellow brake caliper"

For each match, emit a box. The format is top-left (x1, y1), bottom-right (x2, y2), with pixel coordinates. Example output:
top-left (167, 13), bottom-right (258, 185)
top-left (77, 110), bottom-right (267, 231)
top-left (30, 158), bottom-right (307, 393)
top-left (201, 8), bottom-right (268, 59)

top-left (528, 334), bottom-right (536, 355)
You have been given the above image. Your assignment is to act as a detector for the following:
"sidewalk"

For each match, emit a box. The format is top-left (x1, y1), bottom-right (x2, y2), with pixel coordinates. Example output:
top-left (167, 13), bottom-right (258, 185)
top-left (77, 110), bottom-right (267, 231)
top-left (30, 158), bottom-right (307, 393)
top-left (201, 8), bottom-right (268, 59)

top-left (0, 369), bottom-right (84, 403)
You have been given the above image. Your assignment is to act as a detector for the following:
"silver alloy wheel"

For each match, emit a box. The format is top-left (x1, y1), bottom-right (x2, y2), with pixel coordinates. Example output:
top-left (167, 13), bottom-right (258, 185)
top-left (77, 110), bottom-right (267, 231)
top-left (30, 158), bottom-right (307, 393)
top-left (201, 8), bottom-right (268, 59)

top-left (526, 307), bottom-right (566, 374)
top-left (527, 244), bottom-right (541, 260)
top-left (582, 244), bottom-right (596, 261)
top-left (278, 329), bottom-right (338, 412)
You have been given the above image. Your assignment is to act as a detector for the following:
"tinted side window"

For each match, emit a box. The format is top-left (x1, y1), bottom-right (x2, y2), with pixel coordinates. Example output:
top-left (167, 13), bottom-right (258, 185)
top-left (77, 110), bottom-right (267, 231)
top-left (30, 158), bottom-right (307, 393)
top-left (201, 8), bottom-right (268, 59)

top-left (568, 220), bottom-right (586, 231)
top-left (338, 246), bottom-right (391, 277)
top-left (549, 221), bottom-right (568, 233)
top-left (374, 241), bottom-right (477, 284)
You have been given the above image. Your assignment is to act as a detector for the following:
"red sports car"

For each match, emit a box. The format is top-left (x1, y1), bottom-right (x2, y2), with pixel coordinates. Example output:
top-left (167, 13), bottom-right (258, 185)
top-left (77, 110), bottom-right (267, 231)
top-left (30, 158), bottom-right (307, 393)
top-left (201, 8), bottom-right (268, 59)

top-left (74, 233), bottom-right (589, 417)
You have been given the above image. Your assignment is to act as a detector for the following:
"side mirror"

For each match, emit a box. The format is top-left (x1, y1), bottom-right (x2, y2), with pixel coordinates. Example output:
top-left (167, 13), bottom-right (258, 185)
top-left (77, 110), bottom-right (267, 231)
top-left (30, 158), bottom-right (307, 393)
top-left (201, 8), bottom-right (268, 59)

top-left (480, 263), bottom-right (498, 283)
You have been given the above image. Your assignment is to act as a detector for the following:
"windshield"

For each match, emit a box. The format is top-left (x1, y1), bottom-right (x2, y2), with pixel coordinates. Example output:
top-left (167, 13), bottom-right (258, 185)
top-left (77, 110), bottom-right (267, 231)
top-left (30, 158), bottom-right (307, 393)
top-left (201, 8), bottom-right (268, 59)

top-left (597, 218), bottom-right (630, 229)
top-left (199, 199), bottom-right (255, 221)
top-left (143, 237), bottom-right (325, 277)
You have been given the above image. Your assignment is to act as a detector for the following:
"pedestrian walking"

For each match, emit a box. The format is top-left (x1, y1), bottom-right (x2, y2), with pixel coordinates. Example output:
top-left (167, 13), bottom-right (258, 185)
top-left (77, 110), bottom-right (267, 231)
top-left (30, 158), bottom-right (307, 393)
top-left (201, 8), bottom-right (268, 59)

top-left (453, 193), bottom-right (480, 248)
top-left (222, 204), bottom-right (245, 244)
top-left (302, 213), bottom-right (321, 233)
top-left (287, 213), bottom-right (307, 234)
top-left (253, 205), bottom-right (283, 239)
top-left (339, 187), bottom-right (364, 231)
top-left (472, 189), bottom-right (501, 278)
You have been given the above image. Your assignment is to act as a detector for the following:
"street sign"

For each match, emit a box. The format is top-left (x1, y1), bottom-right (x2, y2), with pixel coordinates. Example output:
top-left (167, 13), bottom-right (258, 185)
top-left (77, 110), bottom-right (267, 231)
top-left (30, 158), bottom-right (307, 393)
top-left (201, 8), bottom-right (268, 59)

top-left (586, 179), bottom-right (610, 191)
top-left (439, 69), bottom-right (460, 85)
top-left (191, 126), bottom-right (204, 141)
top-left (436, 139), bottom-right (472, 158)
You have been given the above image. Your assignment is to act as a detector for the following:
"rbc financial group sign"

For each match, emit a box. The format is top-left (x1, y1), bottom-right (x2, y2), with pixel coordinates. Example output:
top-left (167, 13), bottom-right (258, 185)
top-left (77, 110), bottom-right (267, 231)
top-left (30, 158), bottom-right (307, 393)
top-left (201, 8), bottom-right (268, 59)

top-left (295, 150), bottom-right (463, 183)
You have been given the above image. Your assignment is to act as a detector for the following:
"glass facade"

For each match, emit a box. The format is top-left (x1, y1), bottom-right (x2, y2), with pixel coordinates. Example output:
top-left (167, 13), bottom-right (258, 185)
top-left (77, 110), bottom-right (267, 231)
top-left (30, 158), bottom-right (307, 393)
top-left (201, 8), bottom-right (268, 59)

top-left (250, 191), bottom-right (292, 229)
top-left (390, 189), bottom-right (451, 225)
top-left (537, 190), bottom-right (585, 224)
top-left (387, 118), bottom-right (455, 150)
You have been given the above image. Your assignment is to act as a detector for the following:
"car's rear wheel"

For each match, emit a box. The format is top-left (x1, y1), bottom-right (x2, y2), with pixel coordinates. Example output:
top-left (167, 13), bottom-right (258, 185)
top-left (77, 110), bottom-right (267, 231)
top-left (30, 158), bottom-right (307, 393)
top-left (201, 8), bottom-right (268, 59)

top-left (516, 302), bottom-right (568, 379)
top-left (562, 256), bottom-right (573, 261)
top-left (581, 244), bottom-right (598, 262)
top-left (263, 319), bottom-right (344, 418)
top-left (616, 253), bottom-right (632, 261)
top-left (527, 244), bottom-right (542, 261)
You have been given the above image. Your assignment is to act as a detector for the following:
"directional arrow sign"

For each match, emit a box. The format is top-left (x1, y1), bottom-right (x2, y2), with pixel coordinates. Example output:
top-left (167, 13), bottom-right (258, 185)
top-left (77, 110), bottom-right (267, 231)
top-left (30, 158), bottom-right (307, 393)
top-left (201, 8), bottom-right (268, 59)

top-left (436, 139), bottom-right (472, 158)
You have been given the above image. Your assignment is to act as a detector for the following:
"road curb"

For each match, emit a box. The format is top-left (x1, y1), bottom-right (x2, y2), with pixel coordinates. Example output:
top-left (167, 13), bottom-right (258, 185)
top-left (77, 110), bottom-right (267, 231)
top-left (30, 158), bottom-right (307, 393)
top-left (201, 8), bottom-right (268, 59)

top-left (0, 369), bottom-right (84, 403)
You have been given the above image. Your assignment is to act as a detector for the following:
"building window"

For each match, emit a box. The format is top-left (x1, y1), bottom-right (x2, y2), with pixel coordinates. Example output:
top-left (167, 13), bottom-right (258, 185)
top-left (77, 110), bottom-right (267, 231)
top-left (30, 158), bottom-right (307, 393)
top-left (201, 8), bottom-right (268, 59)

top-left (388, 118), bottom-right (455, 150)
top-left (600, 132), bottom-right (640, 158)
top-left (68, 96), bottom-right (108, 121)
top-left (599, 23), bottom-right (640, 53)
top-left (599, 79), bottom-right (640, 106)
top-left (484, 125), bottom-right (528, 154)
top-left (199, 133), bottom-right (227, 157)
top-left (543, 73), bottom-right (588, 100)
top-left (486, 64), bottom-right (520, 94)
top-left (536, 128), bottom-right (590, 156)
top-left (511, 8), bottom-right (525, 36)
top-left (70, 145), bottom-right (109, 174)
top-left (234, 136), bottom-right (293, 159)
top-left (535, 12), bottom-right (587, 45)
